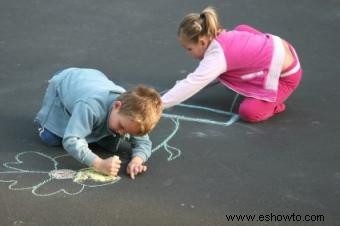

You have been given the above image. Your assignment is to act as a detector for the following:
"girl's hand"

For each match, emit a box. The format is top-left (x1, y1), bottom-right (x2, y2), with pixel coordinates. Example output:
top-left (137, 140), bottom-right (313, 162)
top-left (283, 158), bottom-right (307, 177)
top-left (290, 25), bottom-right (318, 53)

top-left (127, 156), bottom-right (147, 179)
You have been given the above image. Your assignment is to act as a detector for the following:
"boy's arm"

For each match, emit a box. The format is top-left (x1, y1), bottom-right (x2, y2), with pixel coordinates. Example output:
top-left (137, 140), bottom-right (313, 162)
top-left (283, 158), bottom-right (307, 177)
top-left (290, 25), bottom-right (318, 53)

top-left (127, 134), bottom-right (152, 179)
top-left (128, 134), bottom-right (152, 163)
top-left (63, 137), bottom-right (97, 166)
top-left (62, 101), bottom-right (98, 166)
top-left (62, 101), bottom-right (121, 176)
top-left (63, 133), bottom-right (121, 176)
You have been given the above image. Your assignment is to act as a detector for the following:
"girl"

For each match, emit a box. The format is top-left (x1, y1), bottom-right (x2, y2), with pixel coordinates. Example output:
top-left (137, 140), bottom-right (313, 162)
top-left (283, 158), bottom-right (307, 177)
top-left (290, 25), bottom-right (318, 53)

top-left (161, 7), bottom-right (302, 123)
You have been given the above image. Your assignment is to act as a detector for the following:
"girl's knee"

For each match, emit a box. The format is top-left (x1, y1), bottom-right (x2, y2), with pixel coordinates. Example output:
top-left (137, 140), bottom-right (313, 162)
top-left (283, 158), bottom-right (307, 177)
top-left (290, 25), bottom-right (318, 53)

top-left (239, 108), bottom-right (262, 123)
top-left (238, 102), bottom-right (271, 123)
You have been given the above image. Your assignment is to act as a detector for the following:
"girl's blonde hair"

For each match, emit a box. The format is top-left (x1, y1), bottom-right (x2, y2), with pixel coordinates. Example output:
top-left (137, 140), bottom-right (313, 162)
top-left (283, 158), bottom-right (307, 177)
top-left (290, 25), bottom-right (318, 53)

top-left (116, 85), bottom-right (162, 136)
top-left (178, 6), bottom-right (222, 43)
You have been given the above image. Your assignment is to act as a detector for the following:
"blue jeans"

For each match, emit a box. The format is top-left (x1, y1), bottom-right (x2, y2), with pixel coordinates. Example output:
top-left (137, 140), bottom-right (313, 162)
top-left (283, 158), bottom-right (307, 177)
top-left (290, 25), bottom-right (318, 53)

top-left (38, 127), bottom-right (62, 146)
top-left (38, 126), bottom-right (121, 151)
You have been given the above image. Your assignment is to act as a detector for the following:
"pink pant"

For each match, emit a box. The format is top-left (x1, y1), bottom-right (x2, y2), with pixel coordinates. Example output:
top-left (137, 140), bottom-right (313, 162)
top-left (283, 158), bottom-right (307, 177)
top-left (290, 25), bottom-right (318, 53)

top-left (238, 65), bottom-right (302, 123)
top-left (233, 24), bottom-right (303, 122)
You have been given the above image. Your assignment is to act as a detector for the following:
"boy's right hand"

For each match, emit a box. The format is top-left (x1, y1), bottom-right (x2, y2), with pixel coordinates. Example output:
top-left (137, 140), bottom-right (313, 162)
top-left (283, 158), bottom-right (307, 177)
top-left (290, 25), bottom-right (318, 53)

top-left (92, 156), bottom-right (121, 176)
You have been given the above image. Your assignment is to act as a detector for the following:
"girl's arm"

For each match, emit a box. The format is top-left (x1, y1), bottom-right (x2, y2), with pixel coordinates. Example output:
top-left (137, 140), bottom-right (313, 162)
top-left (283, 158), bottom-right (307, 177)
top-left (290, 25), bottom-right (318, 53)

top-left (161, 40), bottom-right (227, 108)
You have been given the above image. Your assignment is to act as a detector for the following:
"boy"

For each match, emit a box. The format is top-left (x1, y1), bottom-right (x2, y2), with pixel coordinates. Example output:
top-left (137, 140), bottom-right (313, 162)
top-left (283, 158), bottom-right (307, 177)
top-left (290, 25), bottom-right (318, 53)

top-left (35, 68), bottom-right (162, 179)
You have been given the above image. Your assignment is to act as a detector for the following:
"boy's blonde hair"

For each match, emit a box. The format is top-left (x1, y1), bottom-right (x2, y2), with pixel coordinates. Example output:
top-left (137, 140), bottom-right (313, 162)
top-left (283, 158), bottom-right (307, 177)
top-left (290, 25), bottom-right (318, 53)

top-left (116, 85), bottom-right (162, 136)
top-left (178, 6), bottom-right (222, 43)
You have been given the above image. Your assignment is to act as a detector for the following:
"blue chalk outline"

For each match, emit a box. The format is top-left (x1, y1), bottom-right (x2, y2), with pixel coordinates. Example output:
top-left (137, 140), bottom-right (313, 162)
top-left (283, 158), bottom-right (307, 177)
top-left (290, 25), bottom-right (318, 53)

top-left (163, 103), bottom-right (239, 126)
top-left (152, 103), bottom-right (239, 161)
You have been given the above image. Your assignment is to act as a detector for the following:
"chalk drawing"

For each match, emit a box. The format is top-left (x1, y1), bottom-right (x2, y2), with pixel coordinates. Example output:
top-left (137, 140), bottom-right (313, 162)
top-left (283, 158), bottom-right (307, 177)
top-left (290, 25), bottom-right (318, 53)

top-left (73, 168), bottom-right (119, 183)
top-left (151, 103), bottom-right (239, 161)
top-left (0, 103), bottom-right (238, 196)
top-left (0, 151), bottom-right (121, 196)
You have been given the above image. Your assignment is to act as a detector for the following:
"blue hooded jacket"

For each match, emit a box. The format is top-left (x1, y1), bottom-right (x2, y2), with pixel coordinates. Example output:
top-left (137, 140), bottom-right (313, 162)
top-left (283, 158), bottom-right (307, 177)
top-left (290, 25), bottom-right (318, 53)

top-left (35, 68), bottom-right (152, 166)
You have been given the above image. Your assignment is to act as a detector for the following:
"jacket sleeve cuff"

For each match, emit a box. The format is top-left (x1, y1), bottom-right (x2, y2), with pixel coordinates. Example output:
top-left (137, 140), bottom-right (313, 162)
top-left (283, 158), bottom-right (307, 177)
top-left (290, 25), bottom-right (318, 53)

top-left (83, 152), bottom-right (98, 166)
top-left (131, 150), bottom-right (149, 163)
top-left (62, 137), bottom-right (98, 166)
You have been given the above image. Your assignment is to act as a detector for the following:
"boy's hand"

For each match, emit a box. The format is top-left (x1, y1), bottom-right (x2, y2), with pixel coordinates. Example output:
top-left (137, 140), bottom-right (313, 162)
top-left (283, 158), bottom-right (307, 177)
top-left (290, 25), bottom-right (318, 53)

top-left (92, 155), bottom-right (121, 176)
top-left (127, 156), bottom-right (147, 179)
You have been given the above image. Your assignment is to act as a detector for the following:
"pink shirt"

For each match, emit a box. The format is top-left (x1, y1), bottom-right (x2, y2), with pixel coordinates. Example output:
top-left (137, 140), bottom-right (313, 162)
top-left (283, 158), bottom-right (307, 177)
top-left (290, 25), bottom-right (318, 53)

top-left (162, 25), bottom-right (295, 108)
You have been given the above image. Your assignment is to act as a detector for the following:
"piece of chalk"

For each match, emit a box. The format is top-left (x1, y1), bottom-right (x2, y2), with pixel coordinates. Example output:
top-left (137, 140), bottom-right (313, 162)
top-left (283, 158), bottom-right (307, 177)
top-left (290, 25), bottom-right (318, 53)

top-left (113, 155), bottom-right (119, 160)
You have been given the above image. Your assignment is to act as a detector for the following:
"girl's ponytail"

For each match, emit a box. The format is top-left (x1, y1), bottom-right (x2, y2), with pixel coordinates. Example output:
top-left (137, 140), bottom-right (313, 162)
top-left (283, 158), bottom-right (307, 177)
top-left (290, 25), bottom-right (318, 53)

top-left (200, 7), bottom-right (221, 39)
top-left (178, 6), bottom-right (222, 43)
